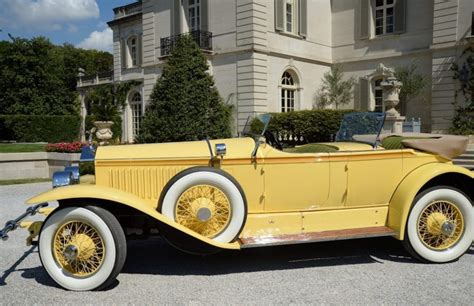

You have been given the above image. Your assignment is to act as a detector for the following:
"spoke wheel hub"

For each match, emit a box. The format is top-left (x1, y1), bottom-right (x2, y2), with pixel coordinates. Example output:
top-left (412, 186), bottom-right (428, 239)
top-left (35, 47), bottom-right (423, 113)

top-left (417, 200), bottom-right (464, 250)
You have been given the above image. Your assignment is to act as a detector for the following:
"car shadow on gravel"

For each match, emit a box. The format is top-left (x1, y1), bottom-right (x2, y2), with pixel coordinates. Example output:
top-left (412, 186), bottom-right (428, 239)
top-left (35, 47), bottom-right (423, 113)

top-left (121, 236), bottom-right (420, 277)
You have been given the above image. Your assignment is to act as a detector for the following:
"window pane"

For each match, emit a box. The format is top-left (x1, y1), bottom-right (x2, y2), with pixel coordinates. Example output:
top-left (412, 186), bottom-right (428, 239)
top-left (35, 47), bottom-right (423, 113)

top-left (376, 9), bottom-right (383, 18)
top-left (189, 0), bottom-right (194, 5)
top-left (376, 27), bottom-right (383, 35)
top-left (386, 25), bottom-right (394, 33)
top-left (387, 0), bottom-right (394, 5)
top-left (376, 18), bottom-right (383, 27)
top-left (386, 7), bottom-right (394, 16)
top-left (376, 0), bottom-right (383, 7)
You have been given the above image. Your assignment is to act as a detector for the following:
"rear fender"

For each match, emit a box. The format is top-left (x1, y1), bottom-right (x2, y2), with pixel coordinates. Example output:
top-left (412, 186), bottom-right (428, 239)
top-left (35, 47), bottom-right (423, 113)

top-left (26, 184), bottom-right (240, 250)
top-left (388, 163), bottom-right (474, 239)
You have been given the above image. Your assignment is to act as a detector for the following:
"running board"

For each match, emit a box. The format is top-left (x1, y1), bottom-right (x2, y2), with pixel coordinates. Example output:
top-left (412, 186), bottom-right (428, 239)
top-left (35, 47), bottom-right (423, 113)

top-left (239, 226), bottom-right (396, 248)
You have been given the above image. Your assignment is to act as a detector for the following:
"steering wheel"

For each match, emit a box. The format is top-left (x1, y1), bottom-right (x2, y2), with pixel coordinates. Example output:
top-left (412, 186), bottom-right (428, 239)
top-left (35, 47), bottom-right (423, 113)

top-left (263, 130), bottom-right (283, 151)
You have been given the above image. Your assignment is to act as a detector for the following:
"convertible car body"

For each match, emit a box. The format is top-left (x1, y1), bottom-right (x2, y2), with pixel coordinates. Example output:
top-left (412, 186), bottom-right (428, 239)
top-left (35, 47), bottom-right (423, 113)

top-left (3, 112), bottom-right (473, 291)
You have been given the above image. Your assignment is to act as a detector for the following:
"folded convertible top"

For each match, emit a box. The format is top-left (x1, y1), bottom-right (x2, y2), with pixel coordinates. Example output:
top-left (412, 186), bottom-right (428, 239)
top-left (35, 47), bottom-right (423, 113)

top-left (380, 133), bottom-right (469, 160)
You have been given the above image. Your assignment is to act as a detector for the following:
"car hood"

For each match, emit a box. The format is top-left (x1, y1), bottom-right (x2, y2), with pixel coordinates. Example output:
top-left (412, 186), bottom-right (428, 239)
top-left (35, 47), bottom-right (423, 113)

top-left (95, 137), bottom-right (256, 161)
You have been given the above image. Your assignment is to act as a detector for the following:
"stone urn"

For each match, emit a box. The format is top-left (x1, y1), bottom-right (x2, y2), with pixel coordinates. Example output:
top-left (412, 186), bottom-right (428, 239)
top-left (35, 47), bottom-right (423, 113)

top-left (93, 121), bottom-right (114, 144)
top-left (381, 76), bottom-right (403, 117)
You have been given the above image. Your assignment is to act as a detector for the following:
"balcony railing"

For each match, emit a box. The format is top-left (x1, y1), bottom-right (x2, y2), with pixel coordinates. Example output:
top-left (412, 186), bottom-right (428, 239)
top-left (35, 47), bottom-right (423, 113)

top-left (160, 30), bottom-right (213, 57)
top-left (77, 71), bottom-right (114, 88)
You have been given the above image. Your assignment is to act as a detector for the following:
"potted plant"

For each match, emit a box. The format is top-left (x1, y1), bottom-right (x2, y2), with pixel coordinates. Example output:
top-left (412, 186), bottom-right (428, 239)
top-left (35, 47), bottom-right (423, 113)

top-left (91, 103), bottom-right (118, 143)
top-left (86, 85), bottom-right (119, 144)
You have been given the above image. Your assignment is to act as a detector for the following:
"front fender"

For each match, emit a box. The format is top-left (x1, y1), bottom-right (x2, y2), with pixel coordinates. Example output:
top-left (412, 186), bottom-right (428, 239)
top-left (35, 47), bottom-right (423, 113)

top-left (388, 163), bottom-right (473, 239)
top-left (26, 184), bottom-right (240, 250)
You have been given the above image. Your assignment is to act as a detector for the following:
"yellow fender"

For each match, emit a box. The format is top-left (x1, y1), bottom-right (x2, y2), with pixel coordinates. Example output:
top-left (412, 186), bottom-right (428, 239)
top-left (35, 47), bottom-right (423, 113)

top-left (26, 184), bottom-right (241, 250)
top-left (388, 163), bottom-right (474, 240)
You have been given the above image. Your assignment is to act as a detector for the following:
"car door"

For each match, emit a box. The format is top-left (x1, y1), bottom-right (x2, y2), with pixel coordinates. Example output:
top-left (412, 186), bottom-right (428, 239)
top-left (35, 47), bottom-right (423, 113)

top-left (260, 144), bottom-right (330, 212)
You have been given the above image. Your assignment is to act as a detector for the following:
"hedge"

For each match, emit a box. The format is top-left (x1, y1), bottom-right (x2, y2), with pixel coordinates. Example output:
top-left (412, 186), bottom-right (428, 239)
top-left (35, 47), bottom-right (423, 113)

top-left (252, 109), bottom-right (357, 145)
top-left (0, 115), bottom-right (81, 142)
top-left (85, 115), bottom-right (122, 142)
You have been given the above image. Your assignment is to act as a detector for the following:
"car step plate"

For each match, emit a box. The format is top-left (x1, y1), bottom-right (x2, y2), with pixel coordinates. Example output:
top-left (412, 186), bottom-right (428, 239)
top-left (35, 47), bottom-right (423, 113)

top-left (239, 226), bottom-right (396, 248)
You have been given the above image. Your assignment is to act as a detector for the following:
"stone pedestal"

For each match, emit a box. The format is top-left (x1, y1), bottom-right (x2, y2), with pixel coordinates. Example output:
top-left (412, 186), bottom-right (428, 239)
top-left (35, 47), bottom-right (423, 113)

top-left (383, 115), bottom-right (406, 134)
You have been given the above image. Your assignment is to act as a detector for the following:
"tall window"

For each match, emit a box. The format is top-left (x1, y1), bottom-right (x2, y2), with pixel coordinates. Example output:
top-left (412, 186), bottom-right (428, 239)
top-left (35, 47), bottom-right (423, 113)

top-left (374, 78), bottom-right (384, 112)
top-left (285, 0), bottom-right (297, 33)
top-left (188, 0), bottom-right (201, 31)
top-left (375, 0), bottom-right (395, 36)
top-left (130, 92), bottom-right (142, 137)
top-left (128, 36), bottom-right (137, 67)
top-left (281, 71), bottom-right (296, 112)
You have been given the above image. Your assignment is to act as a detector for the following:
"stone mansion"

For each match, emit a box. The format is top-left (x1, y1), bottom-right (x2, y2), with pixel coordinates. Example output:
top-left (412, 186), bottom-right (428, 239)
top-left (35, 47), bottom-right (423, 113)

top-left (77, 0), bottom-right (474, 142)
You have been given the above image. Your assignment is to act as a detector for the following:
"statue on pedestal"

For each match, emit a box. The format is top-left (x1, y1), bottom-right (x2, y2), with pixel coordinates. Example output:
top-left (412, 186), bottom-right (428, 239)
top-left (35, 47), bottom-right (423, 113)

top-left (380, 76), bottom-right (405, 133)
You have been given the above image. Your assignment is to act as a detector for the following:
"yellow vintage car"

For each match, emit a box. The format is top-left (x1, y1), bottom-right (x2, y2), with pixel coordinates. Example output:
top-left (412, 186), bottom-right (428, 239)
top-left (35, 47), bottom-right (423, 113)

top-left (1, 112), bottom-right (473, 291)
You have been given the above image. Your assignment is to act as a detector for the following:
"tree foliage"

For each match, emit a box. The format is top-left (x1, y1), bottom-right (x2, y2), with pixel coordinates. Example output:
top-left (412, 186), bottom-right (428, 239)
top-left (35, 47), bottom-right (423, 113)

top-left (316, 64), bottom-right (355, 110)
top-left (138, 35), bottom-right (232, 143)
top-left (451, 45), bottom-right (474, 135)
top-left (394, 63), bottom-right (428, 114)
top-left (0, 36), bottom-right (112, 116)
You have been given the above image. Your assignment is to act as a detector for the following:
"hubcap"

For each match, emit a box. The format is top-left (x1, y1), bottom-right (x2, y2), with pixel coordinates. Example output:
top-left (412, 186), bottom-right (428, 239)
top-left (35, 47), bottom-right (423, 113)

top-left (175, 185), bottom-right (231, 238)
top-left (53, 221), bottom-right (105, 277)
top-left (417, 200), bottom-right (464, 250)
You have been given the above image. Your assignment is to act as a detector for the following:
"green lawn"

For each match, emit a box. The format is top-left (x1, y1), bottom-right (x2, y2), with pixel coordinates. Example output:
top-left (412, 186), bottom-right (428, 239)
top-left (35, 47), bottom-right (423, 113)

top-left (0, 143), bottom-right (46, 153)
top-left (0, 178), bottom-right (51, 186)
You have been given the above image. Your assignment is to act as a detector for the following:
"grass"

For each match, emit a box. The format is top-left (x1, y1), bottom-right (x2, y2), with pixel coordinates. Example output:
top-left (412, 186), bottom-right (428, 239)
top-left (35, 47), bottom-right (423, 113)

top-left (0, 178), bottom-right (51, 186)
top-left (0, 143), bottom-right (46, 153)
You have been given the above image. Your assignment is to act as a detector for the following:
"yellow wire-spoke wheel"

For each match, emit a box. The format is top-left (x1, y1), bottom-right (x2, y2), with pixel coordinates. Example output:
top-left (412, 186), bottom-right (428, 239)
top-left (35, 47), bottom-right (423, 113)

top-left (53, 221), bottom-right (105, 277)
top-left (417, 200), bottom-right (465, 251)
top-left (175, 184), bottom-right (232, 238)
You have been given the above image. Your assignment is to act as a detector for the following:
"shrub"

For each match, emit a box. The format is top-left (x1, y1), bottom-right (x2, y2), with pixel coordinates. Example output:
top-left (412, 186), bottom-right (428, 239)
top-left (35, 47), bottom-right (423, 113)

top-left (85, 115), bottom-right (122, 142)
top-left (0, 115), bottom-right (81, 142)
top-left (252, 109), bottom-right (356, 145)
top-left (46, 142), bottom-right (83, 153)
top-left (138, 35), bottom-right (232, 143)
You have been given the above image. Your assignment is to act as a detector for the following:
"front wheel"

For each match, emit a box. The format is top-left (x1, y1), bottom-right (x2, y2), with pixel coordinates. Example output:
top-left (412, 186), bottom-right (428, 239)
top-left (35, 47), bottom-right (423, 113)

top-left (39, 206), bottom-right (127, 291)
top-left (403, 186), bottom-right (473, 263)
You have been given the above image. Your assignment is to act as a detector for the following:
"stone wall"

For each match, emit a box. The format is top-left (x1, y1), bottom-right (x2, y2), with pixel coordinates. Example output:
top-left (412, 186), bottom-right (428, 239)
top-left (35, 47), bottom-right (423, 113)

top-left (0, 153), bottom-right (80, 180)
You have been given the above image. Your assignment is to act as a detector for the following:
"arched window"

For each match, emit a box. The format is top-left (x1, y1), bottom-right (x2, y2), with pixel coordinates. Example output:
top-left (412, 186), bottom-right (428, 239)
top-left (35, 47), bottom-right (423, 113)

top-left (130, 92), bottom-right (142, 137)
top-left (281, 71), bottom-right (297, 112)
top-left (128, 36), bottom-right (137, 67)
top-left (373, 78), bottom-right (384, 112)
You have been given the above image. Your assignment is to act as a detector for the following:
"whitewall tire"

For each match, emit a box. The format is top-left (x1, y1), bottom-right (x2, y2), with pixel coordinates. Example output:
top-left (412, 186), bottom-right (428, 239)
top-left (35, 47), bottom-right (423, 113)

top-left (404, 187), bottom-right (473, 263)
top-left (160, 168), bottom-right (247, 244)
top-left (39, 206), bottom-right (127, 291)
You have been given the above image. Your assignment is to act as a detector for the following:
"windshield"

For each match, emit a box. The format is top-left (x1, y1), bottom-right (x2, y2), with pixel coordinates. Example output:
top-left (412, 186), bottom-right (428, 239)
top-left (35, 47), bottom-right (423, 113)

top-left (335, 112), bottom-right (386, 146)
top-left (241, 113), bottom-right (272, 137)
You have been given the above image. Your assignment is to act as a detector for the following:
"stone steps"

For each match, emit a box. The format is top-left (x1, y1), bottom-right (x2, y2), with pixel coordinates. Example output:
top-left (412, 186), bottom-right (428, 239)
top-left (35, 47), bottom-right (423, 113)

top-left (453, 145), bottom-right (474, 170)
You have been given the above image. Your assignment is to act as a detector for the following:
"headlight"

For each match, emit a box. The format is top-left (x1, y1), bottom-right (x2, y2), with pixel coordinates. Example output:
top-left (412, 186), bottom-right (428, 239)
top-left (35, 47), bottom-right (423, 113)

top-left (52, 166), bottom-right (80, 188)
top-left (52, 171), bottom-right (73, 188)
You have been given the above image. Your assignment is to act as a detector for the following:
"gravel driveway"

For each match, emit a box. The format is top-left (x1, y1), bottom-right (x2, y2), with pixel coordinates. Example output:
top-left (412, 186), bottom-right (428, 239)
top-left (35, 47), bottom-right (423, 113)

top-left (0, 182), bottom-right (473, 304)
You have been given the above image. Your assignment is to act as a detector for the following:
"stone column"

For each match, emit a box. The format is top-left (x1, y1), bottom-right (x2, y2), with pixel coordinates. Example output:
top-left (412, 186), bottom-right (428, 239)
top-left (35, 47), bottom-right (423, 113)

top-left (381, 76), bottom-right (405, 134)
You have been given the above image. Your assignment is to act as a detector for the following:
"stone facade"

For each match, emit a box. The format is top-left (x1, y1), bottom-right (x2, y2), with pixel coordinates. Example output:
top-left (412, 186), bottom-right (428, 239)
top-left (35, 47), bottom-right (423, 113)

top-left (77, 0), bottom-right (474, 141)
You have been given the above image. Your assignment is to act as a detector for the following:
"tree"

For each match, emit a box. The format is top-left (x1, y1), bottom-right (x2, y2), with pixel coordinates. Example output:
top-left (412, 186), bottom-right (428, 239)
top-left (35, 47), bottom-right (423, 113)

top-left (394, 63), bottom-right (428, 115)
top-left (450, 44), bottom-right (474, 135)
top-left (0, 35), bottom-right (113, 116)
top-left (137, 35), bottom-right (232, 143)
top-left (316, 64), bottom-right (355, 110)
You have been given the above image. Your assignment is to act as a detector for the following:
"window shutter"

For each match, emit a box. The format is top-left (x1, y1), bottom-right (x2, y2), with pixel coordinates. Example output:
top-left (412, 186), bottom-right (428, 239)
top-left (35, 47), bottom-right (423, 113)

top-left (275, 0), bottom-right (284, 32)
top-left (359, 0), bottom-right (370, 40)
top-left (137, 34), bottom-right (143, 66)
top-left (394, 0), bottom-right (406, 34)
top-left (120, 38), bottom-right (127, 69)
top-left (359, 78), bottom-right (370, 111)
top-left (173, 0), bottom-right (181, 35)
top-left (201, 0), bottom-right (209, 32)
top-left (298, 0), bottom-right (307, 38)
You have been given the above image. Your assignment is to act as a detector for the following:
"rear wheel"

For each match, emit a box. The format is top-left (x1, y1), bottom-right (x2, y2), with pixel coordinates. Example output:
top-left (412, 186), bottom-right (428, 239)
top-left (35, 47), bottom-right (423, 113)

top-left (403, 186), bottom-right (473, 263)
top-left (39, 206), bottom-right (127, 291)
